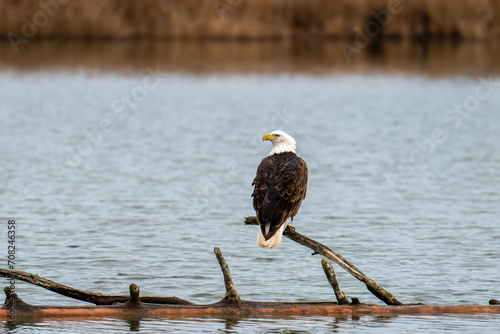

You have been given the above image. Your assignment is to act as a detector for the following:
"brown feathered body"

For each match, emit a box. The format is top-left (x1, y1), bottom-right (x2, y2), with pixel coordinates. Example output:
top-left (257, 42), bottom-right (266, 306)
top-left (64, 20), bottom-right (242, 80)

top-left (252, 151), bottom-right (308, 248)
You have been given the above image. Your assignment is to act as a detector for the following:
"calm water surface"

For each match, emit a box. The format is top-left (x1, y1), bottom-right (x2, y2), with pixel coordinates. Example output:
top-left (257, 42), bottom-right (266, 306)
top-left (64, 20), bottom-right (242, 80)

top-left (1, 72), bottom-right (500, 333)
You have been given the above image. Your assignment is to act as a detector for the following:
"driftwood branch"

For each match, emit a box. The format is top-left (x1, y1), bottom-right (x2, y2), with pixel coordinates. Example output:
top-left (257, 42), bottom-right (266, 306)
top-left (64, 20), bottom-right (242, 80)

top-left (321, 259), bottom-right (350, 305)
top-left (214, 247), bottom-right (241, 304)
top-left (0, 269), bottom-right (193, 306)
top-left (245, 216), bottom-right (403, 306)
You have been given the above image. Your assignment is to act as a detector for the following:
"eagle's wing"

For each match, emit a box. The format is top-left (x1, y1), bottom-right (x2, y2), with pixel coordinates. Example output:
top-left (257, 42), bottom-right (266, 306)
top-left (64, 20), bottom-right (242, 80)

top-left (252, 155), bottom-right (308, 240)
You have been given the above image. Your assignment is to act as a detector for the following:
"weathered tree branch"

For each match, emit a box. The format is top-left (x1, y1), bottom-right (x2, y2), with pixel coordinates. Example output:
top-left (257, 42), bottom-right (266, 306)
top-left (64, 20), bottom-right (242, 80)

top-left (321, 259), bottom-right (350, 305)
top-left (0, 269), bottom-right (193, 306)
top-left (244, 216), bottom-right (403, 306)
top-left (214, 247), bottom-right (241, 304)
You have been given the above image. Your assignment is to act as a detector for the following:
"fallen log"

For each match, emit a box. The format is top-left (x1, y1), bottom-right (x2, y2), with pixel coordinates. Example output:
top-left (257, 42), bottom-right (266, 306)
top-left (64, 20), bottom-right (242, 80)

top-left (0, 228), bottom-right (498, 321)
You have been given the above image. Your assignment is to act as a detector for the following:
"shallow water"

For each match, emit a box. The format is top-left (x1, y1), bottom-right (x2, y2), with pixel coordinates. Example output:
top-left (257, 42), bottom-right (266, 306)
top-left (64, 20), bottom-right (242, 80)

top-left (1, 72), bottom-right (500, 333)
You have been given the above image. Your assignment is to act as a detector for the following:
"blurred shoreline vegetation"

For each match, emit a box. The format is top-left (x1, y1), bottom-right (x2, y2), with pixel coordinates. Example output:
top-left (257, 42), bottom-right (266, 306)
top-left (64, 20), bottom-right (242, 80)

top-left (1, 0), bottom-right (499, 40)
top-left (1, 39), bottom-right (499, 76)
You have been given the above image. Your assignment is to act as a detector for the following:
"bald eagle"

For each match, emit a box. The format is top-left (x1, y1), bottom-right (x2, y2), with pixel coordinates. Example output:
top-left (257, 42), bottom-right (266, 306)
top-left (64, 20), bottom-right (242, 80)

top-left (252, 130), bottom-right (308, 248)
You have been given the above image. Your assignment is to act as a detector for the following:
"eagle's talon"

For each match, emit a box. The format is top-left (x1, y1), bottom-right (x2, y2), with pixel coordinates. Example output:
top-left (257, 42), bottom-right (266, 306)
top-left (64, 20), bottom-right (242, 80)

top-left (288, 225), bottom-right (295, 230)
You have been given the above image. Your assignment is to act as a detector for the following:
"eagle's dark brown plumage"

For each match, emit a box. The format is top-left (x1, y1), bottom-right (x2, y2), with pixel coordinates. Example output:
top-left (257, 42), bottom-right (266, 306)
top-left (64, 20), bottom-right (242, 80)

top-left (252, 151), bottom-right (308, 245)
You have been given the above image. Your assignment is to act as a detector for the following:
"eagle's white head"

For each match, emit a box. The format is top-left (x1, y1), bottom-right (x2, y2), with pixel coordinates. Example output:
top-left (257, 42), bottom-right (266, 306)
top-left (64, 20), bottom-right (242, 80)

top-left (263, 130), bottom-right (296, 156)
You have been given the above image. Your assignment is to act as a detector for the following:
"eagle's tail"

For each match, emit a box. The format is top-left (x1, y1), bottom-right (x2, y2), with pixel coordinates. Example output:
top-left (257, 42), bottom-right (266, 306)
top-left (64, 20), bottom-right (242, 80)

top-left (256, 219), bottom-right (289, 248)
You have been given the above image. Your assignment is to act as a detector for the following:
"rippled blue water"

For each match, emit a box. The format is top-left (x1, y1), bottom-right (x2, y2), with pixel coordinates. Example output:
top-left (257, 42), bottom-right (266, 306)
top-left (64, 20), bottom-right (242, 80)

top-left (1, 72), bottom-right (500, 333)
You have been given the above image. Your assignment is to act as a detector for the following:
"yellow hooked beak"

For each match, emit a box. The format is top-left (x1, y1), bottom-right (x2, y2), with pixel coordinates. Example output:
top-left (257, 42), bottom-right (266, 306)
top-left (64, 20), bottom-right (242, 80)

top-left (263, 133), bottom-right (277, 141)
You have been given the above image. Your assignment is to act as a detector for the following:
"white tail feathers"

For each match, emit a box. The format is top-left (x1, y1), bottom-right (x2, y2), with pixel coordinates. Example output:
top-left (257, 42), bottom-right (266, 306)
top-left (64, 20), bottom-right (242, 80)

top-left (256, 219), bottom-right (289, 248)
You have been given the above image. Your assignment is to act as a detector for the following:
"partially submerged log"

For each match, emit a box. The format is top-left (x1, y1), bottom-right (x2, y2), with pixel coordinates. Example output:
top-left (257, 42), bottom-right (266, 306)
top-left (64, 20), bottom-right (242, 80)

top-left (1, 278), bottom-right (499, 321)
top-left (0, 221), bottom-right (498, 321)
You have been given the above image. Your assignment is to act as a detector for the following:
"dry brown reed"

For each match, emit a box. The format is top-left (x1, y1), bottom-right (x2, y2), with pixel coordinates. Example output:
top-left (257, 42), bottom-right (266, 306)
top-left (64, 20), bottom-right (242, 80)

top-left (1, 0), bottom-right (500, 40)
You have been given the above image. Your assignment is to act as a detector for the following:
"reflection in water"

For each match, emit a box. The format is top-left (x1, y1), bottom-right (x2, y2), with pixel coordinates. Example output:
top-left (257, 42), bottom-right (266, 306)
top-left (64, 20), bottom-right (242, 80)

top-left (222, 316), bottom-right (241, 331)
top-left (6, 314), bottom-right (500, 333)
top-left (126, 318), bottom-right (141, 331)
top-left (1, 39), bottom-right (500, 76)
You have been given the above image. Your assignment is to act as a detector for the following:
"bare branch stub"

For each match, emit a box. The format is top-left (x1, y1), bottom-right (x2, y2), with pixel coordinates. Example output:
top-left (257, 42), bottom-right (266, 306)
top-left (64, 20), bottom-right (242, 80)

top-left (213, 247), bottom-right (241, 304)
top-left (321, 259), bottom-right (350, 305)
top-left (127, 284), bottom-right (142, 306)
top-left (245, 216), bottom-right (403, 306)
top-left (1, 286), bottom-right (35, 311)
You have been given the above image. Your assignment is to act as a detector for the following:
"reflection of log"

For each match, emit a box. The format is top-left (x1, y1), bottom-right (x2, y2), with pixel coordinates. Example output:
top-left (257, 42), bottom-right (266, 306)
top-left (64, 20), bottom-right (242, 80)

top-left (245, 216), bottom-right (402, 306)
top-left (0, 269), bottom-right (193, 306)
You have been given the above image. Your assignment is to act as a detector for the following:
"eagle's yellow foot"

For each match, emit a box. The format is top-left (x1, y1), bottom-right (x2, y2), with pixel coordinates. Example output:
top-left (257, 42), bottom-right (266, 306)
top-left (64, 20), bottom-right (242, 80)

top-left (287, 224), bottom-right (295, 230)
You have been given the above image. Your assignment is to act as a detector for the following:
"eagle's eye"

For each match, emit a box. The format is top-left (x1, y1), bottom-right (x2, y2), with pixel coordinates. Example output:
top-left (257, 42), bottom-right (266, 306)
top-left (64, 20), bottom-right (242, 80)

top-left (274, 134), bottom-right (281, 138)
